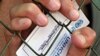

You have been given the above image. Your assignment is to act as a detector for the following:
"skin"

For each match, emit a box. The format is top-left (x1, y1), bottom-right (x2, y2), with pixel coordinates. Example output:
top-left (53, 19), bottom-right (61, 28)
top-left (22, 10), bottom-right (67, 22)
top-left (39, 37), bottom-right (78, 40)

top-left (0, 0), bottom-right (96, 56)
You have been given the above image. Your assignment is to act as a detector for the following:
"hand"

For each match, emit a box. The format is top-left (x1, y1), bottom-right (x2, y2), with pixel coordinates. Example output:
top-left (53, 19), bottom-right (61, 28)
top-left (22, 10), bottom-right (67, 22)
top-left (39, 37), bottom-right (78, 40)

top-left (0, 0), bottom-right (96, 56)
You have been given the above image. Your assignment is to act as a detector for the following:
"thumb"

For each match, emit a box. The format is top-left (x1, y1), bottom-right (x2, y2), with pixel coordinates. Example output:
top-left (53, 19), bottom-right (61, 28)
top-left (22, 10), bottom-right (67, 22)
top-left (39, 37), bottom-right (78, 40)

top-left (71, 27), bottom-right (96, 48)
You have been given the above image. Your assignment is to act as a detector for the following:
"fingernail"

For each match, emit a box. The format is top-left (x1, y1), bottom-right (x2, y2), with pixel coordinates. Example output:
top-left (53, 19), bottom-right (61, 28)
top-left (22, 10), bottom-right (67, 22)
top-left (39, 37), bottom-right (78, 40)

top-left (19, 19), bottom-right (27, 26)
top-left (18, 18), bottom-right (31, 27)
top-left (49, 0), bottom-right (60, 10)
top-left (79, 34), bottom-right (86, 45)
top-left (76, 31), bottom-right (86, 45)
top-left (69, 9), bottom-right (79, 20)
top-left (36, 13), bottom-right (48, 26)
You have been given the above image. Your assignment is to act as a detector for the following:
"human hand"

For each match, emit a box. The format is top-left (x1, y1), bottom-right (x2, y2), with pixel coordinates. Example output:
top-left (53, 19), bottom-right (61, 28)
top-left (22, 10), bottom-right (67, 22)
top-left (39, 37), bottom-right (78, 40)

top-left (0, 0), bottom-right (95, 56)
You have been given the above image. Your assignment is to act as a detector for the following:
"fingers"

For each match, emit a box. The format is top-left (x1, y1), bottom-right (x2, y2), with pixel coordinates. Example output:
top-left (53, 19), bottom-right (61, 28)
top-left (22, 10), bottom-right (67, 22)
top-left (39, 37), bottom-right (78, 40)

top-left (67, 27), bottom-right (96, 56)
top-left (60, 0), bottom-right (79, 21)
top-left (40, 0), bottom-right (79, 20)
top-left (10, 3), bottom-right (48, 30)
top-left (71, 27), bottom-right (96, 48)
top-left (11, 18), bottom-right (32, 30)
top-left (40, 0), bottom-right (61, 11)
top-left (10, 0), bottom-right (80, 31)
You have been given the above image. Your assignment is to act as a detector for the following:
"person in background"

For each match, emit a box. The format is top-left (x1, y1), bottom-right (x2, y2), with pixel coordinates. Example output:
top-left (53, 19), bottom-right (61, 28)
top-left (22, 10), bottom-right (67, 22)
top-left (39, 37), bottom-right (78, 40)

top-left (0, 0), bottom-right (96, 56)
